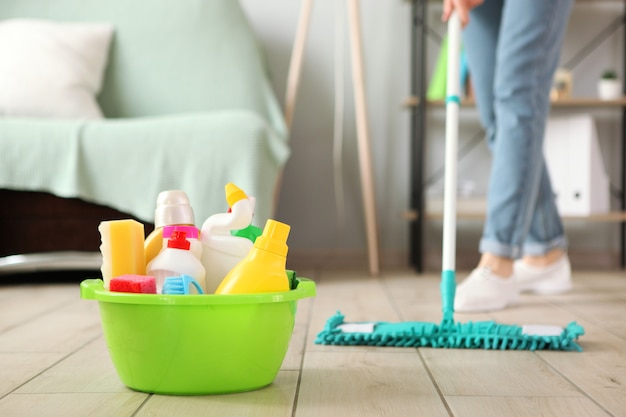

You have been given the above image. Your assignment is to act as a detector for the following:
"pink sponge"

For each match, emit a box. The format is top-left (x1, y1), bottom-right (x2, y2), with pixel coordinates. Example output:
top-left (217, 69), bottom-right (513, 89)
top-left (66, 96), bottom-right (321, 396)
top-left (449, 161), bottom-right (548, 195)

top-left (109, 274), bottom-right (157, 294)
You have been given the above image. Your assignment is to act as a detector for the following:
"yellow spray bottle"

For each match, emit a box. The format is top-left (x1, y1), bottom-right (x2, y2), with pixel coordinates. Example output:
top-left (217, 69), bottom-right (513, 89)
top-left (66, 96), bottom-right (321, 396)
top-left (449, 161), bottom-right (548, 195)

top-left (214, 219), bottom-right (290, 294)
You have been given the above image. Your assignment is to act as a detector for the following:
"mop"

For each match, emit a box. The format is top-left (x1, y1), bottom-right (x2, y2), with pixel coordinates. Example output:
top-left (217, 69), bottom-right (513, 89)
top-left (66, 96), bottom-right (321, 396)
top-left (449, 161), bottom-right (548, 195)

top-left (315, 13), bottom-right (585, 352)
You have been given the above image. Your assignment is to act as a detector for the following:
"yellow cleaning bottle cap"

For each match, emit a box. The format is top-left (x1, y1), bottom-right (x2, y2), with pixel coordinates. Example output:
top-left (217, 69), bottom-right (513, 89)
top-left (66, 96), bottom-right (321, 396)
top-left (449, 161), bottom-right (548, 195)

top-left (254, 220), bottom-right (290, 257)
top-left (225, 183), bottom-right (248, 207)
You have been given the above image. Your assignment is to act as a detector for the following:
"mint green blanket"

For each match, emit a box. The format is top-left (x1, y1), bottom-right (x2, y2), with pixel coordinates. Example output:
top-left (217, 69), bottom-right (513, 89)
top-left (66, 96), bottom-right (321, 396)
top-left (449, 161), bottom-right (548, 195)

top-left (0, 111), bottom-right (289, 226)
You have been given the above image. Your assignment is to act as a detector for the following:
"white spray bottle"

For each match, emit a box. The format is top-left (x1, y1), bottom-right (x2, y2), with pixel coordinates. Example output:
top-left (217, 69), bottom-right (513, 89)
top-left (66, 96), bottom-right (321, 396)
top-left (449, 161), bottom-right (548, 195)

top-left (200, 183), bottom-right (255, 293)
top-left (144, 190), bottom-right (196, 267)
top-left (146, 230), bottom-right (206, 294)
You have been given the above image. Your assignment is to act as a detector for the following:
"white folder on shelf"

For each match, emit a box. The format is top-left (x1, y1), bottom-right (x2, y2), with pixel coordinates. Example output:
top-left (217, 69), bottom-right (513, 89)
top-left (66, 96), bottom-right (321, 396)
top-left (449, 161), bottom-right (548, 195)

top-left (543, 113), bottom-right (610, 216)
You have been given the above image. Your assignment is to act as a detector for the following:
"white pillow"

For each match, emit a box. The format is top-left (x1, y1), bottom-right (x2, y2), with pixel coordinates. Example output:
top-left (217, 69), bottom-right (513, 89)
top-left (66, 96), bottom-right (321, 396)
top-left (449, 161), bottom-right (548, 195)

top-left (0, 19), bottom-right (114, 119)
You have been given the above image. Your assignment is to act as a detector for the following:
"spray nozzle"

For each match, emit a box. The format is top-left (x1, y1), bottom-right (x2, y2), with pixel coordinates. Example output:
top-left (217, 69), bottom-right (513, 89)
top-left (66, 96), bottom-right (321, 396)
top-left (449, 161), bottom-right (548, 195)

top-left (167, 230), bottom-right (190, 250)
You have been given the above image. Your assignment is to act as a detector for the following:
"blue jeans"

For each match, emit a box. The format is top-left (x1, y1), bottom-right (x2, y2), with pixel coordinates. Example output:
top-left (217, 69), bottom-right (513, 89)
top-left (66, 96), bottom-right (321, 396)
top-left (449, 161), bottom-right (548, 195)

top-left (462, 0), bottom-right (574, 259)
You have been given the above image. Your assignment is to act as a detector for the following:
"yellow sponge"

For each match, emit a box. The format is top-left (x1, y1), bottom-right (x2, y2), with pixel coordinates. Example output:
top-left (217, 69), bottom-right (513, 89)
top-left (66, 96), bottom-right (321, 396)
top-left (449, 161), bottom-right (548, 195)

top-left (99, 219), bottom-right (146, 289)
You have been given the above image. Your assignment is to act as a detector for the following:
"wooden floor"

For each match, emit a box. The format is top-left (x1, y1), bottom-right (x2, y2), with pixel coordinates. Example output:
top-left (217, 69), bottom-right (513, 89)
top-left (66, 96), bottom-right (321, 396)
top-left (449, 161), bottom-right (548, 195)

top-left (0, 269), bottom-right (625, 417)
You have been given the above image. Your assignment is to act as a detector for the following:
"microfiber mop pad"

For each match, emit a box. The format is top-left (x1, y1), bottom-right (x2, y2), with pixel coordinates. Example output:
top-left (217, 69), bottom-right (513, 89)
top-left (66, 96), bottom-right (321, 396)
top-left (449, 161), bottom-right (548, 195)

top-left (315, 312), bottom-right (584, 352)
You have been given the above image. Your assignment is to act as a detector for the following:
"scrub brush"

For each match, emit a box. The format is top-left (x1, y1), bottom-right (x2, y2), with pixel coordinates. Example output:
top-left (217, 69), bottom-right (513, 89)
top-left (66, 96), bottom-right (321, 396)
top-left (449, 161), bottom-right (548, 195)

top-left (162, 275), bottom-right (205, 295)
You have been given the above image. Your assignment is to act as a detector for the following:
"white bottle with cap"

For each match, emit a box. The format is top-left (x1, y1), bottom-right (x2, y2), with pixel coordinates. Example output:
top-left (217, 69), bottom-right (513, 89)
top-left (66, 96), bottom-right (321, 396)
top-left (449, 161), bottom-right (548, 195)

top-left (144, 190), bottom-right (197, 266)
top-left (146, 230), bottom-right (206, 294)
top-left (200, 183), bottom-right (255, 293)
top-left (162, 225), bottom-right (202, 259)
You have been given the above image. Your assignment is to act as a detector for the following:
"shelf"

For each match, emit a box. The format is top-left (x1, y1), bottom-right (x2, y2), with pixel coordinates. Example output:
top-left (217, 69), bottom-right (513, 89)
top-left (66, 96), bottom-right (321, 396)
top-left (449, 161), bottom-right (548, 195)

top-left (424, 198), bottom-right (626, 222)
top-left (549, 97), bottom-right (626, 107)
top-left (405, 96), bottom-right (626, 108)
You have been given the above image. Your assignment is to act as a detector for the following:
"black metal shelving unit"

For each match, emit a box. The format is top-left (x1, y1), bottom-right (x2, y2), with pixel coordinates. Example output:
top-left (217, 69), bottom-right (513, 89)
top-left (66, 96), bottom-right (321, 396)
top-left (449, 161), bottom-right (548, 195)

top-left (409, 0), bottom-right (428, 272)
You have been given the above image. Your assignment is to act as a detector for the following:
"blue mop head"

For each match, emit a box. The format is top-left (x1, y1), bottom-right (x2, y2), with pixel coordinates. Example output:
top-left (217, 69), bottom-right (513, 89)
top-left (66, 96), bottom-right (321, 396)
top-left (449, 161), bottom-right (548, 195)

top-left (315, 312), bottom-right (585, 351)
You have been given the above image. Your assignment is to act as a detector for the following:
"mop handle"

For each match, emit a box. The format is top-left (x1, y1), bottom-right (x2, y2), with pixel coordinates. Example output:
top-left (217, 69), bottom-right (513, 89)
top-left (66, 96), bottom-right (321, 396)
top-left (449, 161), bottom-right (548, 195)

top-left (441, 12), bottom-right (462, 323)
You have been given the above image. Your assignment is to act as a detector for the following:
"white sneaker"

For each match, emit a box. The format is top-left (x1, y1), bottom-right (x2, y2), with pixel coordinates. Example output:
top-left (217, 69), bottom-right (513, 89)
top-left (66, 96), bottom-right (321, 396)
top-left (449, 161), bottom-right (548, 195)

top-left (454, 267), bottom-right (520, 313)
top-left (513, 255), bottom-right (572, 295)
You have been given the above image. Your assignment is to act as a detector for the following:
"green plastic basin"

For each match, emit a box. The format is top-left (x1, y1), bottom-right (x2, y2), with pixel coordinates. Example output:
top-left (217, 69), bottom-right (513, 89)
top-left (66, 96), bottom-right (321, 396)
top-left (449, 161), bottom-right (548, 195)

top-left (80, 277), bottom-right (315, 395)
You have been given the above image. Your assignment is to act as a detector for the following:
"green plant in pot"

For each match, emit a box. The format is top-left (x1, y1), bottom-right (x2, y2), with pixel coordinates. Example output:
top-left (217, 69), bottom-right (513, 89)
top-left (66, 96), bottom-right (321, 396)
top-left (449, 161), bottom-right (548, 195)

top-left (602, 70), bottom-right (617, 80)
top-left (598, 69), bottom-right (622, 100)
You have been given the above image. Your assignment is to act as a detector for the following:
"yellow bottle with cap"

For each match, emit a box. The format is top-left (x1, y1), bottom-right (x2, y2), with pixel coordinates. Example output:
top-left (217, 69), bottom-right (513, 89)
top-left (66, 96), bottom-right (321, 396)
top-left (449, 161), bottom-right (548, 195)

top-left (214, 219), bottom-right (290, 294)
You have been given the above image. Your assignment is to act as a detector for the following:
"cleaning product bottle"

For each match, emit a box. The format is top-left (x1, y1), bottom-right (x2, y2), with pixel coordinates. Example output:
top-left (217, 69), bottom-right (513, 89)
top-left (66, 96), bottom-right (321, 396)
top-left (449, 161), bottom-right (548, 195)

top-left (200, 183), bottom-right (255, 293)
top-left (162, 225), bottom-right (202, 259)
top-left (144, 190), bottom-right (196, 266)
top-left (146, 230), bottom-right (206, 294)
top-left (214, 219), bottom-right (290, 295)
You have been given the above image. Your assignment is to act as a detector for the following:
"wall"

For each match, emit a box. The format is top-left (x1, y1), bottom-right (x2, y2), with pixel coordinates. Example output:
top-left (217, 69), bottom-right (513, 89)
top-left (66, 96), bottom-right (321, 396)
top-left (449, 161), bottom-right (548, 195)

top-left (240, 0), bottom-right (625, 271)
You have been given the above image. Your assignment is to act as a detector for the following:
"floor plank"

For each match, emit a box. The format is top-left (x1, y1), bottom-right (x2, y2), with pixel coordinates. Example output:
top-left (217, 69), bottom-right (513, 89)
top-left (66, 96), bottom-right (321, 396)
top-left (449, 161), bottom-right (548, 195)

top-left (0, 297), bottom-right (101, 354)
top-left (539, 325), bottom-right (626, 417)
top-left (0, 392), bottom-right (147, 417)
top-left (446, 396), bottom-right (612, 417)
top-left (0, 284), bottom-right (77, 333)
top-left (421, 349), bottom-right (582, 397)
top-left (296, 351), bottom-right (450, 417)
top-left (16, 337), bottom-right (128, 394)
top-left (0, 352), bottom-right (66, 397)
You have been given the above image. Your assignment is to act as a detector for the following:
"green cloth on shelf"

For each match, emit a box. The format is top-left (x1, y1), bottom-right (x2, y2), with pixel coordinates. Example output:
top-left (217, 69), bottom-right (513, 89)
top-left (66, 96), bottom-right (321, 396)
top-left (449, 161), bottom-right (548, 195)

top-left (427, 36), bottom-right (449, 100)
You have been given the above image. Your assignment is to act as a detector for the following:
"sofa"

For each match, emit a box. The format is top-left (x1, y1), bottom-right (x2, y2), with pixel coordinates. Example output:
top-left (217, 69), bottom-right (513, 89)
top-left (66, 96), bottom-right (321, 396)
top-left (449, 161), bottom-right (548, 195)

top-left (0, 0), bottom-right (290, 272)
